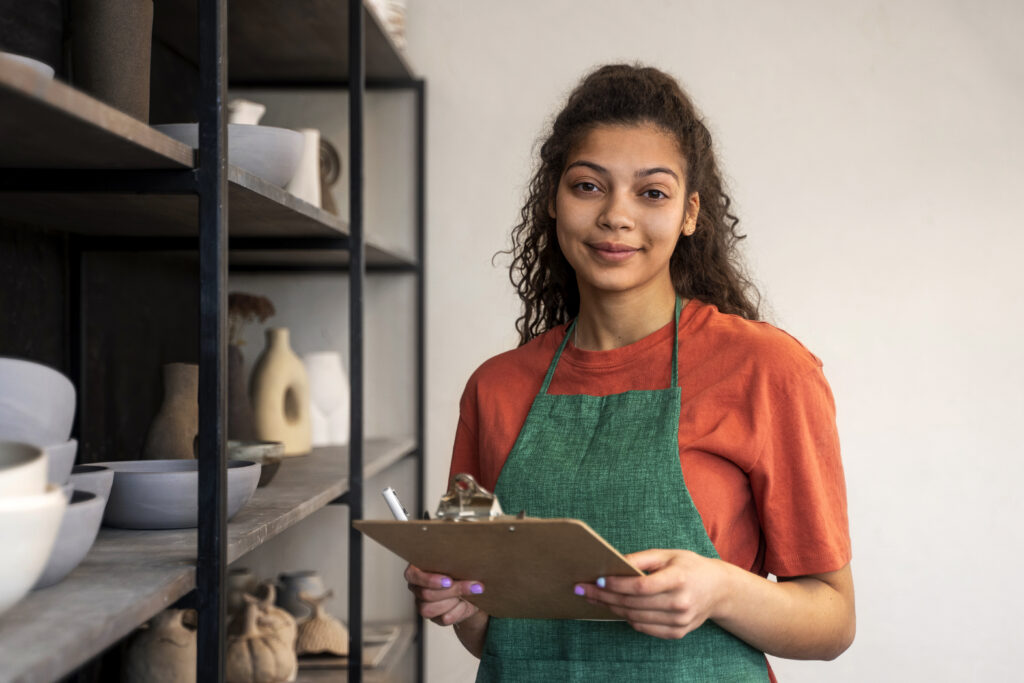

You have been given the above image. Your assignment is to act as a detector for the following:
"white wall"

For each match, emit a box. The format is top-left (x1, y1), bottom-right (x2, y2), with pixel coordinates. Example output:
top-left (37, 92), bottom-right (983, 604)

top-left (405, 1), bottom-right (1024, 681)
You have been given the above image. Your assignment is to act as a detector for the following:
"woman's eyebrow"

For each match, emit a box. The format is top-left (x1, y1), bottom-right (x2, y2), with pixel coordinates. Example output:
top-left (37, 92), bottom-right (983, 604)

top-left (565, 160), bottom-right (679, 182)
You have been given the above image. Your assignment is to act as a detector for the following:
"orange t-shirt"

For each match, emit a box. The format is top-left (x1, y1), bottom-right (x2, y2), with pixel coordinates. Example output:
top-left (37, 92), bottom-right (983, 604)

top-left (449, 299), bottom-right (851, 578)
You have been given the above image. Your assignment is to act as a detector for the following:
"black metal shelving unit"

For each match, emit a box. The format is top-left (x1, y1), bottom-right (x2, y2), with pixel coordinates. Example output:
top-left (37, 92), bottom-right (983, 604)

top-left (0, 1), bottom-right (425, 681)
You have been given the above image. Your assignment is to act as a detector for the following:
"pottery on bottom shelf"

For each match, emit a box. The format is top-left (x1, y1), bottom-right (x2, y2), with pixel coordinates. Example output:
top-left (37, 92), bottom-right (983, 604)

top-left (95, 459), bottom-right (260, 530)
top-left (227, 440), bottom-right (283, 487)
top-left (33, 489), bottom-right (106, 589)
top-left (69, 464), bottom-right (114, 500)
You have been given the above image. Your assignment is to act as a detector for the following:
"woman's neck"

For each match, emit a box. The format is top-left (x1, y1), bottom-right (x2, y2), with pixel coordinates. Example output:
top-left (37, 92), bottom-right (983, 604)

top-left (574, 282), bottom-right (679, 351)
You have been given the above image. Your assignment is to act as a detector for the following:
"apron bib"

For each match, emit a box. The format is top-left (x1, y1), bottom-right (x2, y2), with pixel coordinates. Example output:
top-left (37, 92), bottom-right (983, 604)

top-left (477, 298), bottom-right (770, 682)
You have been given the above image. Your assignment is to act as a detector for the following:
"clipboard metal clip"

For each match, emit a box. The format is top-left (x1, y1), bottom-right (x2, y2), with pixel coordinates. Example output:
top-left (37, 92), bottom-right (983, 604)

top-left (436, 473), bottom-right (505, 521)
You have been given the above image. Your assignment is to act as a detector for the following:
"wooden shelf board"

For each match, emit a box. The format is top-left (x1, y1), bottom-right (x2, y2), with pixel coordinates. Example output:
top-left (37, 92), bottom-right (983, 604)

top-left (296, 622), bottom-right (417, 683)
top-left (230, 242), bottom-right (417, 270)
top-left (0, 165), bottom-right (349, 238)
top-left (0, 58), bottom-right (193, 170)
top-left (154, 0), bottom-right (415, 83)
top-left (0, 437), bottom-right (415, 683)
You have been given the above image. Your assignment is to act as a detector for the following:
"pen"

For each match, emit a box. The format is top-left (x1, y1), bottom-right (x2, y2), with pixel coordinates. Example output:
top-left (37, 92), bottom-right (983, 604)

top-left (381, 486), bottom-right (409, 521)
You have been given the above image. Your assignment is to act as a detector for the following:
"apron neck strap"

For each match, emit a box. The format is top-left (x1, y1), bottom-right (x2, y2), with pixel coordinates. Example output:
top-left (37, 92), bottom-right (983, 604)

top-left (541, 296), bottom-right (683, 394)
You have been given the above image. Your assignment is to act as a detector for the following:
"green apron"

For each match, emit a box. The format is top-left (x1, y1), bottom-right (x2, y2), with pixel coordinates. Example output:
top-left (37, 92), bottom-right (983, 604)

top-left (478, 297), bottom-right (770, 682)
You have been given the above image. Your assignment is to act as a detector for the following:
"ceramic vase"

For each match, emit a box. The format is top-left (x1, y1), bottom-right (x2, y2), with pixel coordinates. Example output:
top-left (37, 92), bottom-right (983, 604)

top-left (142, 363), bottom-right (198, 460)
top-left (250, 329), bottom-right (312, 457)
top-left (302, 351), bottom-right (349, 447)
top-left (0, 0), bottom-right (63, 73)
top-left (70, 0), bottom-right (153, 121)
top-left (226, 567), bottom-right (259, 617)
top-left (122, 608), bottom-right (197, 683)
top-left (275, 570), bottom-right (326, 621)
top-left (285, 128), bottom-right (322, 207)
top-left (228, 345), bottom-right (257, 442)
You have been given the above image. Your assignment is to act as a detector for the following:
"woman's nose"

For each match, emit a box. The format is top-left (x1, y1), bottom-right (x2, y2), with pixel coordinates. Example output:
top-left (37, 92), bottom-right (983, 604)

top-left (597, 191), bottom-right (635, 231)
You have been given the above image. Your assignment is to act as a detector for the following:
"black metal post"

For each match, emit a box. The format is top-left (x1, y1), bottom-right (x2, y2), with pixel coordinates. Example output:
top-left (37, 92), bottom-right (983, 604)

top-left (348, 0), bottom-right (366, 681)
top-left (414, 78), bottom-right (427, 683)
top-left (196, 0), bottom-right (228, 680)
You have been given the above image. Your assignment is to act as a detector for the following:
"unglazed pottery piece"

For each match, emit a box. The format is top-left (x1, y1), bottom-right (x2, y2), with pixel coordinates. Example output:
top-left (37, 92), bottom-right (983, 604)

top-left (227, 99), bottom-right (266, 125)
top-left (0, 484), bottom-right (66, 615)
top-left (0, 51), bottom-right (55, 79)
top-left (154, 124), bottom-right (304, 188)
top-left (69, 464), bottom-right (114, 501)
top-left (226, 567), bottom-right (260, 617)
top-left (250, 329), bottom-right (312, 457)
top-left (302, 351), bottom-right (349, 447)
top-left (0, 441), bottom-right (47, 497)
top-left (33, 489), bottom-right (106, 589)
top-left (69, 0), bottom-right (153, 121)
top-left (295, 590), bottom-right (349, 657)
top-left (123, 608), bottom-right (197, 683)
top-left (276, 571), bottom-right (326, 621)
top-left (0, 357), bottom-right (75, 447)
top-left (285, 128), bottom-right (322, 207)
top-left (143, 363), bottom-right (198, 460)
top-left (227, 440), bottom-right (283, 487)
top-left (226, 598), bottom-right (297, 683)
top-left (44, 438), bottom-right (77, 485)
top-left (228, 344), bottom-right (257, 442)
top-left (96, 459), bottom-right (260, 530)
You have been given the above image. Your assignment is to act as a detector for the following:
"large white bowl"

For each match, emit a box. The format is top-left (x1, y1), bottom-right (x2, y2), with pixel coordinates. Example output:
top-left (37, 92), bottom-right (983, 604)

top-left (95, 459), bottom-right (261, 530)
top-left (33, 490), bottom-right (106, 589)
top-left (0, 442), bottom-right (48, 497)
top-left (0, 484), bottom-right (67, 615)
top-left (0, 358), bottom-right (76, 447)
top-left (153, 124), bottom-right (304, 187)
top-left (44, 439), bottom-right (78, 485)
top-left (0, 52), bottom-right (56, 80)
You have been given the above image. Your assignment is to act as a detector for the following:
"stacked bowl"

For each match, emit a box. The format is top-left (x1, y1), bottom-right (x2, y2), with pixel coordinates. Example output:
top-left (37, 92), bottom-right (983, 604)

top-left (0, 358), bottom-right (109, 613)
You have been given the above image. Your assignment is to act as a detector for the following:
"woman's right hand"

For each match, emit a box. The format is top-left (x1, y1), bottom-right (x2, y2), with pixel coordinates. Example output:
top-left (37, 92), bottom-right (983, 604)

top-left (404, 564), bottom-right (484, 626)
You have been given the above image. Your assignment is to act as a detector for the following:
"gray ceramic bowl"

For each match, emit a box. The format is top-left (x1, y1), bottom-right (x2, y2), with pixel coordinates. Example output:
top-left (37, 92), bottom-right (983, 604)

top-left (44, 438), bottom-right (77, 485)
top-left (33, 490), bottom-right (106, 589)
top-left (69, 465), bottom-right (114, 501)
top-left (95, 459), bottom-right (260, 530)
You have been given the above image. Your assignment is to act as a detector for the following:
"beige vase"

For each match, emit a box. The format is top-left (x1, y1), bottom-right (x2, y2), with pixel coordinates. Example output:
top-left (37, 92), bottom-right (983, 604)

top-left (122, 608), bottom-right (197, 683)
top-left (142, 363), bottom-right (198, 460)
top-left (250, 328), bottom-right (312, 456)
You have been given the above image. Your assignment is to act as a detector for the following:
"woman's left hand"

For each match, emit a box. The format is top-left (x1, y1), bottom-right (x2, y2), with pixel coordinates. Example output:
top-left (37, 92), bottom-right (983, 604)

top-left (575, 548), bottom-right (728, 640)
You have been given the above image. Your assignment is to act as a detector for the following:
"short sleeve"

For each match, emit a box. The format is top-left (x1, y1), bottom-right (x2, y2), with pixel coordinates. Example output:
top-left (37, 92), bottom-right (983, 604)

top-left (748, 364), bottom-right (851, 577)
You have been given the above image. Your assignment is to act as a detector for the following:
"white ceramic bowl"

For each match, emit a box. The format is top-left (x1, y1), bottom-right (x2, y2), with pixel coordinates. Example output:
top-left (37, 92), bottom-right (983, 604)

top-left (0, 442), bottom-right (48, 497)
top-left (153, 123), bottom-right (304, 187)
top-left (69, 465), bottom-right (114, 501)
top-left (0, 484), bottom-right (67, 615)
top-left (33, 490), bottom-right (106, 589)
top-left (0, 358), bottom-right (76, 446)
top-left (44, 439), bottom-right (78, 485)
top-left (95, 459), bottom-right (261, 530)
top-left (0, 52), bottom-right (56, 80)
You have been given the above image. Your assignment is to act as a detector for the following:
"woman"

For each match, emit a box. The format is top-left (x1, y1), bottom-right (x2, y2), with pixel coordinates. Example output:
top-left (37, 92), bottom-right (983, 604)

top-left (407, 63), bottom-right (854, 681)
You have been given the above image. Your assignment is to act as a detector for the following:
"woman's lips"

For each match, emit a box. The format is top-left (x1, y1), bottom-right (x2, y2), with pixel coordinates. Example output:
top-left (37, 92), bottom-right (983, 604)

top-left (588, 242), bottom-right (640, 262)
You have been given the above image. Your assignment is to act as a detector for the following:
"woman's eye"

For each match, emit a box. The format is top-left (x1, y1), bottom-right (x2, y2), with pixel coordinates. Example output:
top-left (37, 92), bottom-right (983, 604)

top-left (574, 182), bottom-right (599, 193)
top-left (642, 189), bottom-right (668, 200)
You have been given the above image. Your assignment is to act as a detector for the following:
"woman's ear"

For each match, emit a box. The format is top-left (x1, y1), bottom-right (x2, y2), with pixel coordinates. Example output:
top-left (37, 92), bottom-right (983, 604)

top-left (548, 193), bottom-right (557, 220)
top-left (682, 192), bottom-right (700, 236)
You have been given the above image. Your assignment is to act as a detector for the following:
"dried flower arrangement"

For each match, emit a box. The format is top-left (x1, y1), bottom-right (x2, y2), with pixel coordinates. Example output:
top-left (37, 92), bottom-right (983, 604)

top-left (228, 292), bottom-right (275, 347)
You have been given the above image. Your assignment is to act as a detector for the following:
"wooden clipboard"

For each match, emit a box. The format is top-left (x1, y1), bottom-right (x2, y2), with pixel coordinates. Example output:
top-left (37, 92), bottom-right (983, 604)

top-left (354, 518), bottom-right (643, 620)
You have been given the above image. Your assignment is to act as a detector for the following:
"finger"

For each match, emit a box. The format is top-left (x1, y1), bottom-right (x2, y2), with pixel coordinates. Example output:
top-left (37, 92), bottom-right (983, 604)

top-left (581, 585), bottom-right (674, 611)
top-left (606, 605), bottom-right (701, 628)
top-left (435, 598), bottom-right (479, 626)
top-left (417, 596), bottom-right (464, 621)
top-left (404, 564), bottom-right (455, 590)
top-left (623, 549), bottom-right (675, 572)
top-left (411, 578), bottom-right (485, 604)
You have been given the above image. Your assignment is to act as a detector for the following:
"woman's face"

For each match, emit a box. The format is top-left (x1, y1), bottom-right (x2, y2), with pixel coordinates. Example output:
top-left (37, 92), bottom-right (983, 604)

top-left (551, 123), bottom-right (699, 300)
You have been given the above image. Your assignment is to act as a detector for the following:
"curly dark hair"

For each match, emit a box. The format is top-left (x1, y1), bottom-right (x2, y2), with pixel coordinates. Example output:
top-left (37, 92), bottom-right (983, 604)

top-left (508, 63), bottom-right (761, 345)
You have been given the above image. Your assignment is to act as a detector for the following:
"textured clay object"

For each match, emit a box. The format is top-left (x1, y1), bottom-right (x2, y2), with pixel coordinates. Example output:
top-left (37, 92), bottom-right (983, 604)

top-left (226, 598), bottom-right (297, 683)
top-left (122, 608), bottom-right (197, 683)
top-left (143, 363), bottom-right (198, 460)
top-left (250, 329), bottom-right (312, 457)
top-left (69, 0), bottom-right (153, 121)
top-left (295, 590), bottom-right (349, 657)
top-left (33, 490), bottom-right (106, 589)
top-left (228, 345), bottom-right (258, 442)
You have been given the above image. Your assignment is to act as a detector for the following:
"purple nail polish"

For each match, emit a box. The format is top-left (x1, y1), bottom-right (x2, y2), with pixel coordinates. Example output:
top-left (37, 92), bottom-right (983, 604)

top-left (574, 585), bottom-right (585, 596)
top-left (596, 577), bottom-right (606, 589)
top-left (470, 583), bottom-right (484, 595)
top-left (441, 577), bottom-right (452, 588)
